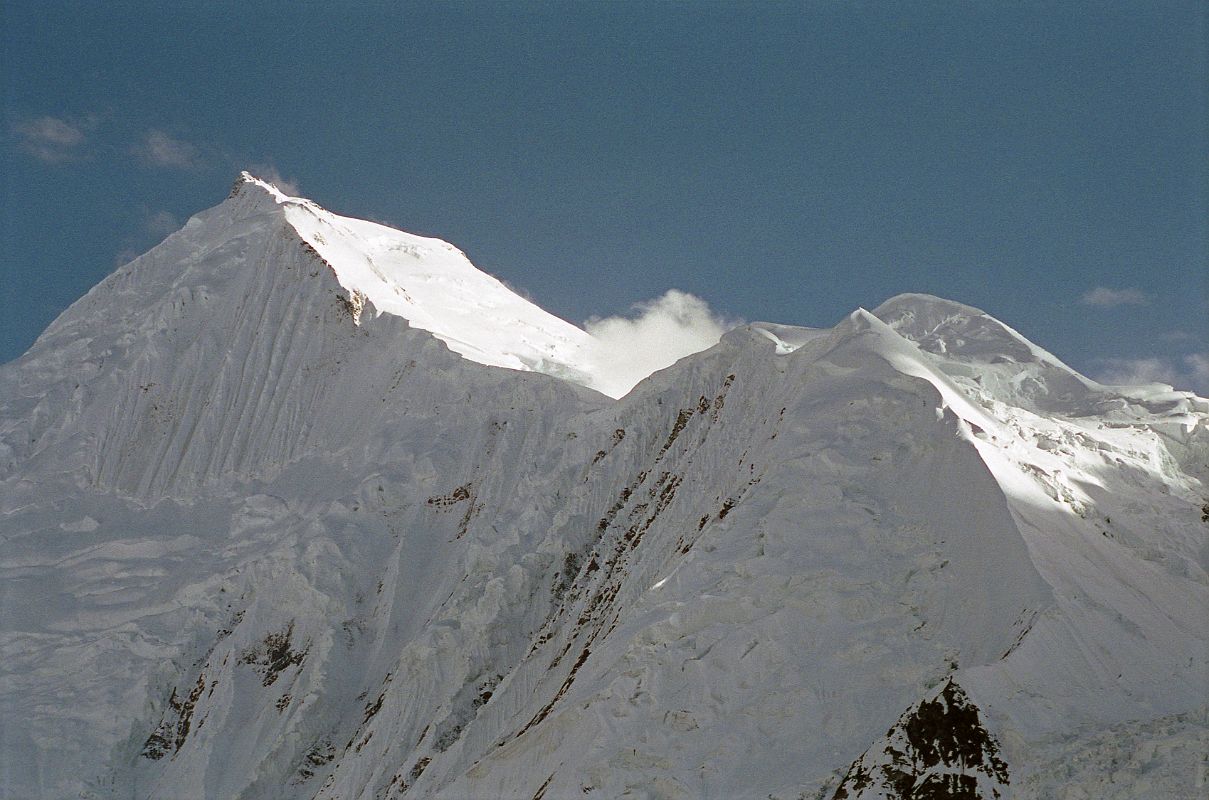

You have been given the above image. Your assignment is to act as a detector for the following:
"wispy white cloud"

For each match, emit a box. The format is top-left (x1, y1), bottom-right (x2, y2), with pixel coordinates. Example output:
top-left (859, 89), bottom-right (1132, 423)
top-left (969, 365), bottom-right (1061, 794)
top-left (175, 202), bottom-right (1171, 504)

top-left (1187, 354), bottom-right (1209, 392)
top-left (143, 210), bottom-right (181, 238)
top-left (1079, 286), bottom-right (1150, 308)
top-left (137, 129), bottom-right (202, 169)
top-left (13, 115), bottom-right (92, 163)
top-left (247, 164), bottom-right (300, 195)
top-left (1093, 353), bottom-right (1209, 394)
top-left (115, 209), bottom-right (183, 266)
top-left (585, 290), bottom-right (737, 398)
top-left (114, 249), bottom-right (143, 267)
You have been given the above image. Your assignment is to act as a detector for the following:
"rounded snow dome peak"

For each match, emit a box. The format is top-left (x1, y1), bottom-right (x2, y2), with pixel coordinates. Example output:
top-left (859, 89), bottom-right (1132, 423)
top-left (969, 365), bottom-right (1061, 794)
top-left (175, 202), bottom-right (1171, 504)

top-left (871, 293), bottom-right (989, 330)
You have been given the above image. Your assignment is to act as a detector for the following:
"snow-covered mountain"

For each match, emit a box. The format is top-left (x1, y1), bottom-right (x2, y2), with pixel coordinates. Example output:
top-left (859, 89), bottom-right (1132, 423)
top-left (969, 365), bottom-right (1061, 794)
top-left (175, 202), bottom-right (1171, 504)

top-left (1, 174), bottom-right (1205, 800)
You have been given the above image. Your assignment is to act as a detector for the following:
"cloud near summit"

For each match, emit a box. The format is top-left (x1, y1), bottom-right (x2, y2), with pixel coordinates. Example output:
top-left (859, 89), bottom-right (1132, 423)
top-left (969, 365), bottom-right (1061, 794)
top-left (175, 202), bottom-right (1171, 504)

top-left (1079, 286), bottom-right (1150, 308)
top-left (248, 164), bottom-right (301, 196)
top-left (585, 290), bottom-right (737, 398)
top-left (13, 115), bottom-right (93, 163)
top-left (1093, 353), bottom-right (1209, 395)
top-left (136, 130), bottom-right (203, 169)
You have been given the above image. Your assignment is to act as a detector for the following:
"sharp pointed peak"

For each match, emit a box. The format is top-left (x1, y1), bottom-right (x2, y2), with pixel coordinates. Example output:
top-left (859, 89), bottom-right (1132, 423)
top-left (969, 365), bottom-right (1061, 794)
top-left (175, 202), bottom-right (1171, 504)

top-left (228, 170), bottom-right (309, 206)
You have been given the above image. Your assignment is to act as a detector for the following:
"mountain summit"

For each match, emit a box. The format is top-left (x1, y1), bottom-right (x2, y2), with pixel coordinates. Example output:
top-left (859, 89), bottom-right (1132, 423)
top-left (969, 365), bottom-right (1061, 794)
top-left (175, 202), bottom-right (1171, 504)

top-left (229, 173), bottom-right (602, 391)
top-left (1, 177), bottom-right (1205, 799)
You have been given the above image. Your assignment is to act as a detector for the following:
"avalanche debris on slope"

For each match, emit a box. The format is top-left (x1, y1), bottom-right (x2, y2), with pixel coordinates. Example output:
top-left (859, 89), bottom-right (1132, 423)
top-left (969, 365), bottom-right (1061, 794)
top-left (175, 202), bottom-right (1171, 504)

top-left (1, 174), bottom-right (1205, 800)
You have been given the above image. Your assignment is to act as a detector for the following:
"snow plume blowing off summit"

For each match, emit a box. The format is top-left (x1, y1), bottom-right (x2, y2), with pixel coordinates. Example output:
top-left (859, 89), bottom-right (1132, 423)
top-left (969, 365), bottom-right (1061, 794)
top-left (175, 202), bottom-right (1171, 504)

top-left (584, 289), bottom-right (735, 398)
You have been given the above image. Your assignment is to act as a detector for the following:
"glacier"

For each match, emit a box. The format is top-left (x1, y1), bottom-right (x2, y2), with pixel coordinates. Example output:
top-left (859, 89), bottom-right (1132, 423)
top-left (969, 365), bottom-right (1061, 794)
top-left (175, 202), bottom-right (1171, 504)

top-left (1, 173), bottom-right (1205, 799)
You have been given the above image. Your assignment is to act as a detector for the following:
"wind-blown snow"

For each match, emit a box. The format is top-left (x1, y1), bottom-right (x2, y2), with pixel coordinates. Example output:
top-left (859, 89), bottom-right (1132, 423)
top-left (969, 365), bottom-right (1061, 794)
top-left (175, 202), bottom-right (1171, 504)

top-left (1, 174), bottom-right (1205, 800)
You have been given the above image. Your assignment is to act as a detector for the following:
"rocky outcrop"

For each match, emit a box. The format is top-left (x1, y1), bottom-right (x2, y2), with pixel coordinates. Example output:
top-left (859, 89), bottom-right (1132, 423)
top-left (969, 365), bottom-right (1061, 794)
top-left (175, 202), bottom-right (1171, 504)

top-left (833, 680), bottom-right (1009, 799)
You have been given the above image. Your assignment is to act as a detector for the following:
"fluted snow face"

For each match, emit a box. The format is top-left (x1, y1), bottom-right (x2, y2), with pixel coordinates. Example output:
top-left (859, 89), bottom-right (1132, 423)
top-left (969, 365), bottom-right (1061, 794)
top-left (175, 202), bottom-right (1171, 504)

top-left (1, 177), bottom-right (1206, 800)
top-left (1, 177), bottom-right (600, 501)
top-left (3, 180), bottom-right (361, 496)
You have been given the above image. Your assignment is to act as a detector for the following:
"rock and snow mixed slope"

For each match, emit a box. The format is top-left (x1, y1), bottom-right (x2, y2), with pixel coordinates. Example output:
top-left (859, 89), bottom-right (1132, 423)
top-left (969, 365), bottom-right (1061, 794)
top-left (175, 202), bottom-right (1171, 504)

top-left (1, 174), bottom-right (1205, 799)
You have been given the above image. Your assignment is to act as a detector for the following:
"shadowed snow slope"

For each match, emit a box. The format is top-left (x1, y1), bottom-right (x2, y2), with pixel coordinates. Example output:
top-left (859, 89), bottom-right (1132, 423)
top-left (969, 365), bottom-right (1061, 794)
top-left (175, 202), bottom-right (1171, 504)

top-left (1, 175), bottom-right (1205, 800)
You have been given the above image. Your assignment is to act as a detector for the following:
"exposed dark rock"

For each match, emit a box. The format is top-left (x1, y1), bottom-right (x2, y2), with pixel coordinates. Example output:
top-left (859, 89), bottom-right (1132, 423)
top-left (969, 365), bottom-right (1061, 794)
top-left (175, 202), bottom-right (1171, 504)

top-left (238, 621), bottom-right (308, 687)
top-left (657, 408), bottom-right (695, 460)
top-left (832, 680), bottom-right (1008, 799)
top-left (141, 673), bottom-right (207, 759)
top-left (426, 483), bottom-right (472, 508)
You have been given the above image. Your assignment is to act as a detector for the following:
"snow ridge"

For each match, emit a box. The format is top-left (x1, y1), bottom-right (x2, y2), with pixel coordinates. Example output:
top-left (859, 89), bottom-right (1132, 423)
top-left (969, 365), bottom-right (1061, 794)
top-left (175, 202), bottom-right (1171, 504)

top-left (234, 172), bottom-right (603, 393)
top-left (0, 174), bottom-right (1205, 800)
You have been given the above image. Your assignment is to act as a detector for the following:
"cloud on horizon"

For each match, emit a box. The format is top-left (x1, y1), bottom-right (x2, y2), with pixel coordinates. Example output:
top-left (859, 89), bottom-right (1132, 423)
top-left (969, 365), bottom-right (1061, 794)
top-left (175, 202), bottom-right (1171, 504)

top-left (1079, 286), bottom-right (1150, 308)
top-left (13, 115), bottom-right (93, 163)
top-left (1092, 353), bottom-right (1209, 395)
top-left (136, 130), bottom-right (202, 169)
top-left (585, 290), bottom-right (737, 398)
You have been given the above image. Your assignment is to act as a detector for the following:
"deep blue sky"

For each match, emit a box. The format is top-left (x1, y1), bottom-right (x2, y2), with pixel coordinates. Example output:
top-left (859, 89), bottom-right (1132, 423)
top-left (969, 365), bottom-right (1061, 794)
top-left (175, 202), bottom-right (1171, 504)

top-left (2, 2), bottom-right (1205, 389)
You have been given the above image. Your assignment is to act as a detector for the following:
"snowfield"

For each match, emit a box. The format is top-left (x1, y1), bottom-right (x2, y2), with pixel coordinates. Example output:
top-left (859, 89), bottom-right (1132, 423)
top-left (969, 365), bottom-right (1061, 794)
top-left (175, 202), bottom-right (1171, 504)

top-left (1, 174), bottom-right (1205, 799)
